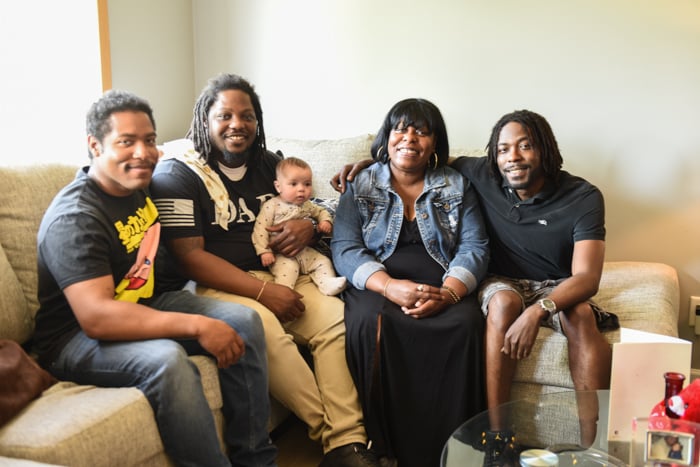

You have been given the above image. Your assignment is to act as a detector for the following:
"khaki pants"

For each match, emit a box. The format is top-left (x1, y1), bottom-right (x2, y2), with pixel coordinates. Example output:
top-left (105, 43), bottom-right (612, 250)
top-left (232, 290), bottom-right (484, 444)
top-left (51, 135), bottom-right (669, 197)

top-left (197, 272), bottom-right (366, 453)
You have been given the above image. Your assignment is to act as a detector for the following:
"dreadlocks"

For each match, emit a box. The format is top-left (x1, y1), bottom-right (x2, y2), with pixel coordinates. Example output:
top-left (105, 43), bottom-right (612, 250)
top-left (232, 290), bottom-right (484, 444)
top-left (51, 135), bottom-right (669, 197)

top-left (187, 73), bottom-right (267, 163)
top-left (486, 109), bottom-right (563, 182)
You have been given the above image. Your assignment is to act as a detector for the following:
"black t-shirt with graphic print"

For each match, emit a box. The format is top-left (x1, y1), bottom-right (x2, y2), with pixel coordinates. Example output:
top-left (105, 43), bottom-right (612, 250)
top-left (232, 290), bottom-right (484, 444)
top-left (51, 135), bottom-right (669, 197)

top-left (150, 151), bottom-right (282, 283)
top-left (33, 168), bottom-right (163, 366)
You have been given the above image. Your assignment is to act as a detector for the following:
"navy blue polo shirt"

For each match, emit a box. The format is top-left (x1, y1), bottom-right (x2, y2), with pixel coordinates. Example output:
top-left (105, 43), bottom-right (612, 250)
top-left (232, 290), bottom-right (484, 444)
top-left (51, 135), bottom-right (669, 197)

top-left (453, 157), bottom-right (605, 281)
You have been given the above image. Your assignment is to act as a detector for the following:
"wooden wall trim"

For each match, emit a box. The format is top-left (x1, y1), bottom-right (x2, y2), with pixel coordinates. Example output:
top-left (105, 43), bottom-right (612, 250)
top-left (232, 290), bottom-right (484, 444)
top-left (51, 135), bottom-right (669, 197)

top-left (97, 0), bottom-right (112, 91)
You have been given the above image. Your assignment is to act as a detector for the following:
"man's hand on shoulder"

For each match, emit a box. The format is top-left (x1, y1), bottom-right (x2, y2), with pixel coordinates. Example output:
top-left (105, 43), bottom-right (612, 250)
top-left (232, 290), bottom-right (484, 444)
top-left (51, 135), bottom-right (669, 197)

top-left (329, 158), bottom-right (373, 194)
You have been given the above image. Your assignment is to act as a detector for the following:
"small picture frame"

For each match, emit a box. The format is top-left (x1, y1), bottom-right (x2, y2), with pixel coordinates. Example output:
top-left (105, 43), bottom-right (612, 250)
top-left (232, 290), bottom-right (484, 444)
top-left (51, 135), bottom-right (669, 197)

top-left (645, 429), bottom-right (694, 465)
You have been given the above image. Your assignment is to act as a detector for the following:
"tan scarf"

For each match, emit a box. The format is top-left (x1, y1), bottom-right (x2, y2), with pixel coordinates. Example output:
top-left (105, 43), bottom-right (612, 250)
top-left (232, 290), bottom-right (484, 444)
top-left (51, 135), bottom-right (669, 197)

top-left (160, 139), bottom-right (232, 230)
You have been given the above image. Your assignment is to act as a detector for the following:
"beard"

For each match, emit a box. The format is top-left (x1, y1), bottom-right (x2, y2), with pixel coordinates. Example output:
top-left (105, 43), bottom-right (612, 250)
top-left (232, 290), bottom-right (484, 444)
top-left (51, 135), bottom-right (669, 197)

top-left (220, 146), bottom-right (254, 168)
top-left (504, 177), bottom-right (530, 191)
top-left (501, 164), bottom-right (543, 191)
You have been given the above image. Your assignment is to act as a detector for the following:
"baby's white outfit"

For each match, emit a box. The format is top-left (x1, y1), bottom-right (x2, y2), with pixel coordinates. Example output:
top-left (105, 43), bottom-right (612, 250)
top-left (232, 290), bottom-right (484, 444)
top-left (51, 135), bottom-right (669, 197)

top-left (252, 196), bottom-right (346, 296)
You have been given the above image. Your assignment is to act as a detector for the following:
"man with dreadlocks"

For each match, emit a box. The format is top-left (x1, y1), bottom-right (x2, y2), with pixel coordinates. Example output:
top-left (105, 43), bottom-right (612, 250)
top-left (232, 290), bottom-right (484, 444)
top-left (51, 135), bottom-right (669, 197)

top-left (332, 109), bottom-right (619, 466)
top-left (150, 73), bottom-right (379, 467)
top-left (450, 110), bottom-right (619, 465)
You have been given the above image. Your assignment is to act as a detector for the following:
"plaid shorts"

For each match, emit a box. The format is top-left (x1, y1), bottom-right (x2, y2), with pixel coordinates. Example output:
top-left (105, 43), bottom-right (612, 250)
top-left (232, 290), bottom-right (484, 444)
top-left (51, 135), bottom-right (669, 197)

top-left (477, 275), bottom-right (619, 333)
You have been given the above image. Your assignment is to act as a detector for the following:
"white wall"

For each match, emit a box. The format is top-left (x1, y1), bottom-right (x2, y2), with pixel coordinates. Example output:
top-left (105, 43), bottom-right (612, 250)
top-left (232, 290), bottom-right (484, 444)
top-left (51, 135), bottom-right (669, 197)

top-left (0, 0), bottom-right (194, 166)
top-left (190, 0), bottom-right (700, 363)
top-left (0, 1), bottom-right (102, 167)
top-left (108, 0), bottom-right (195, 143)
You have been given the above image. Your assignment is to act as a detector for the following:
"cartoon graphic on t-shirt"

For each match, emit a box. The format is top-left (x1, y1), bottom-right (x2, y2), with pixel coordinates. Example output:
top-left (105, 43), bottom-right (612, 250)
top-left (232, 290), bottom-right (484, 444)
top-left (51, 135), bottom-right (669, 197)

top-left (114, 197), bottom-right (160, 302)
top-left (125, 222), bottom-right (160, 290)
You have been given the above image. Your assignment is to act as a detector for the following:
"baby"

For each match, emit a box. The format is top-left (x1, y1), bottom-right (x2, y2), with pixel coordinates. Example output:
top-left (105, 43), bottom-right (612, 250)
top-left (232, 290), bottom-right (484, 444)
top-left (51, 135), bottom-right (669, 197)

top-left (253, 157), bottom-right (346, 295)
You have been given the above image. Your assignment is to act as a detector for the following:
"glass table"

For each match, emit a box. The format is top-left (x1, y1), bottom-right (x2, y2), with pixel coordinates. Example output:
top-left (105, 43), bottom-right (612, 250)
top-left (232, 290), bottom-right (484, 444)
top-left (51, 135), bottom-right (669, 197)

top-left (441, 390), bottom-right (631, 466)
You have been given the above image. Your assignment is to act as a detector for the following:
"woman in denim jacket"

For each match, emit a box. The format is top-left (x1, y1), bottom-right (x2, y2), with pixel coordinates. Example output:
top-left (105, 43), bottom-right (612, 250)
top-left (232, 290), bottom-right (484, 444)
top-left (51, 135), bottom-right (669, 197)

top-left (331, 98), bottom-right (489, 467)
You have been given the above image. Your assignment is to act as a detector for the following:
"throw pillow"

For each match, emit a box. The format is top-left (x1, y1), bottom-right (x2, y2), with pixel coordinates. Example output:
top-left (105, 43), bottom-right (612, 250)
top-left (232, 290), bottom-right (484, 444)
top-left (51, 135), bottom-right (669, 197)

top-left (0, 339), bottom-right (57, 426)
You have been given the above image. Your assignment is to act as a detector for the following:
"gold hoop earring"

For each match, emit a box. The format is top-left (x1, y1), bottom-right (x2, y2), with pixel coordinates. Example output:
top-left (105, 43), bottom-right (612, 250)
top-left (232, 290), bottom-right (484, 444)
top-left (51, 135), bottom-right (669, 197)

top-left (429, 152), bottom-right (439, 169)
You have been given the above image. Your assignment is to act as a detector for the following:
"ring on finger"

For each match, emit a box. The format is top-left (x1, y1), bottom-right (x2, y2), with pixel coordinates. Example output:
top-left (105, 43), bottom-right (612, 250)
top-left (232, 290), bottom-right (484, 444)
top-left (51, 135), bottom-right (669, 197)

top-left (417, 284), bottom-right (424, 292)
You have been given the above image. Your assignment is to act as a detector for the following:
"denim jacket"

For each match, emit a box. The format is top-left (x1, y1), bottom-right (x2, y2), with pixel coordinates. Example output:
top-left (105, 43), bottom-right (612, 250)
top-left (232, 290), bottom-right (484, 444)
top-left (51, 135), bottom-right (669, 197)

top-left (331, 162), bottom-right (489, 293)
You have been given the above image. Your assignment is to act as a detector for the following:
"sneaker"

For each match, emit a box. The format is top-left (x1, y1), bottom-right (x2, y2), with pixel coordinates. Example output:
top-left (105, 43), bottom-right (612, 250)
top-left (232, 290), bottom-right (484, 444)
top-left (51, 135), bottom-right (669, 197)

top-left (480, 430), bottom-right (519, 467)
top-left (319, 442), bottom-right (381, 467)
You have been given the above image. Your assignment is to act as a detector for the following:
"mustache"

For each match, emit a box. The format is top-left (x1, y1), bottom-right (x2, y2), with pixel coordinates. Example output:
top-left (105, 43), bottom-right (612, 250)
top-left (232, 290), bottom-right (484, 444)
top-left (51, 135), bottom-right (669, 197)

top-left (127, 161), bottom-right (156, 170)
top-left (504, 164), bottom-right (530, 172)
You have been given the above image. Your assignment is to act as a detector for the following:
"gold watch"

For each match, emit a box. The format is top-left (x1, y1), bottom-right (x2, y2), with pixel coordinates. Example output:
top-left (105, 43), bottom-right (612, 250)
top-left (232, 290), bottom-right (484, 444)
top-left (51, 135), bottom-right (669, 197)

top-left (537, 298), bottom-right (558, 317)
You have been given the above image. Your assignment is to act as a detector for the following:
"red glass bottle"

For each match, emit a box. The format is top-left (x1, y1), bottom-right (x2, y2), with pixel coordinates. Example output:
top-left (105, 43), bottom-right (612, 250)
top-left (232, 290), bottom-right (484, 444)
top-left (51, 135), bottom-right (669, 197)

top-left (664, 371), bottom-right (686, 418)
top-left (650, 372), bottom-right (686, 423)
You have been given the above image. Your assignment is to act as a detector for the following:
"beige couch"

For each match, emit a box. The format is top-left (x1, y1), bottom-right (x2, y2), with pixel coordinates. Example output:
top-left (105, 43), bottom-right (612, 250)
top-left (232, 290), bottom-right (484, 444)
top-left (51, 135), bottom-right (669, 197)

top-left (0, 135), bottom-right (680, 466)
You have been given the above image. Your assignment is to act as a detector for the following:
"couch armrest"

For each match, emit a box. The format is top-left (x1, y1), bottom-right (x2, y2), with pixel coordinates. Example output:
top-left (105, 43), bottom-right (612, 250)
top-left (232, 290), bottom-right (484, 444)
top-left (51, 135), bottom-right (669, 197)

top-left (594, 261), bottom-right (679, 337)
top-left (0, 243), bottom-right (31, 343)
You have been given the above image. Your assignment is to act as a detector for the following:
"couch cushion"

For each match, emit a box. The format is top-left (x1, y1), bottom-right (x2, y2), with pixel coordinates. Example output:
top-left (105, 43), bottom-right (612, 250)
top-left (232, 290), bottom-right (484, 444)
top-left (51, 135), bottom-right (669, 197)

top-left (0, 457), bottom-right (65, 466)
top-left (267, 134), bottom-right (374, 200)
top-left (0, 165), bottom-right (79, 324)
top-left (0, 382), bottom-right (164, 467)
top-left (0, 357), bottom-right (224, 467)
top-left (189, 355), bottom-right (223, 410)
top-left (0, 244), bottom-right (31, 343)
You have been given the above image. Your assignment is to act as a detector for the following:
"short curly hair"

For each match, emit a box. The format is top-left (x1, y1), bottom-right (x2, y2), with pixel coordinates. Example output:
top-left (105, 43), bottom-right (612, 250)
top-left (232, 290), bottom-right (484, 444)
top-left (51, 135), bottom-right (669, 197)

top-left (85, 90), bottom-right (155, 159)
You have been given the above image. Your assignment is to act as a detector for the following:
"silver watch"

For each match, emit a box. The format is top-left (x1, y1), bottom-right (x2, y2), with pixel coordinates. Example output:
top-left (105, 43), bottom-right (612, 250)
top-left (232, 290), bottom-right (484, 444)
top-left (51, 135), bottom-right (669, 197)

top-left (537, 298), bottom-right (558, 317)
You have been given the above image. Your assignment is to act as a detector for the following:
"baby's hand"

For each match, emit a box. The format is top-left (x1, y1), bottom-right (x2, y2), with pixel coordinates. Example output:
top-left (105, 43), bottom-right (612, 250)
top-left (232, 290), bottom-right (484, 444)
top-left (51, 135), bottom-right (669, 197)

top-left (261, 252), bottom-right (276, 267)
top-left (318, 220), bottom-right (333, 235)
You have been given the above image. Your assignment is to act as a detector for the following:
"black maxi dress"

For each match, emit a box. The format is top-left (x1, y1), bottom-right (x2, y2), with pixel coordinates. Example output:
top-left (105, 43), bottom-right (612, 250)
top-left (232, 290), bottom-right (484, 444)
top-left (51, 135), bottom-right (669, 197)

top-left (343, 218), bottom-right (486, 467)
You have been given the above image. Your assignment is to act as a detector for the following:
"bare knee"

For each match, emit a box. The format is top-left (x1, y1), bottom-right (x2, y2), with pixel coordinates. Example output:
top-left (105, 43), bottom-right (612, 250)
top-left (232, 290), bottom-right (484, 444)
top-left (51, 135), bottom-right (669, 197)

top-left (560, 302), bottom-right (600, 343)
top-left (486, 291), bottom-right (522, 332)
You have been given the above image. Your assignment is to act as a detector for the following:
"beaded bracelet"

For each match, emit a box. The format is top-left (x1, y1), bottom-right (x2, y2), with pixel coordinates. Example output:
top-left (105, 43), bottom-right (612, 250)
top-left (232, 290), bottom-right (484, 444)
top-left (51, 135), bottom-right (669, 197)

top-left (441, 285), bottom-right (461, 304)
top-left (256, 281), bottom-right (268, 301)
top-left (383, 278), bottom-right (393, 297)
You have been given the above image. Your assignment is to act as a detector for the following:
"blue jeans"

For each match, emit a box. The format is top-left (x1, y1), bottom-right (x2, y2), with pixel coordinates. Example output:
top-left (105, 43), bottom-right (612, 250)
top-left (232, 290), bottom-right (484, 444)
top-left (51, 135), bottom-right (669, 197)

top-left (48, 290), bottom-right (277, 467)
